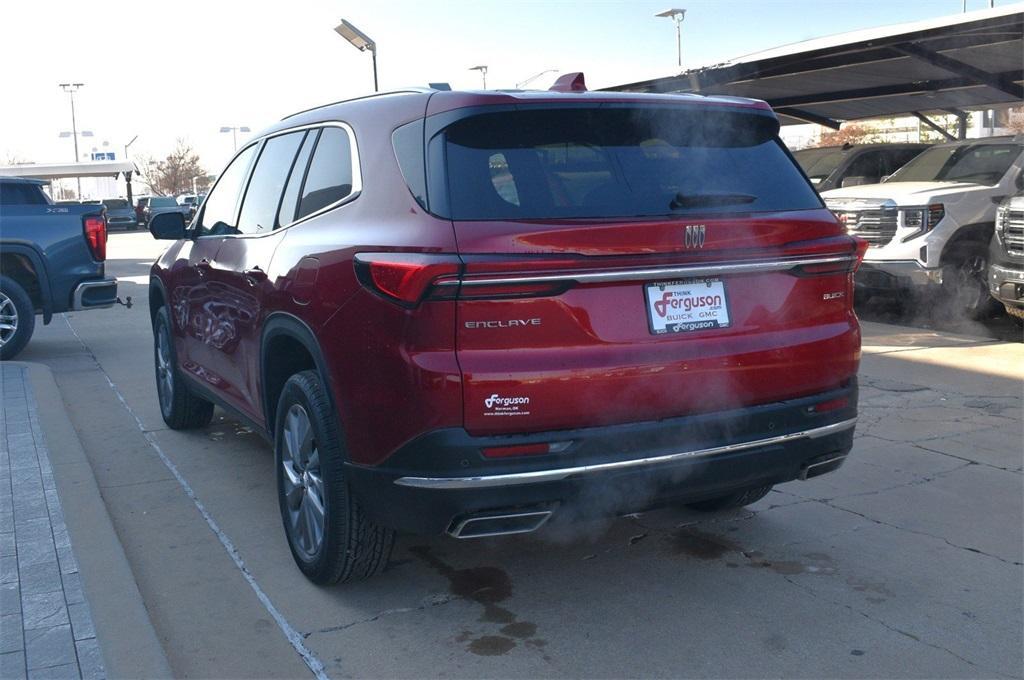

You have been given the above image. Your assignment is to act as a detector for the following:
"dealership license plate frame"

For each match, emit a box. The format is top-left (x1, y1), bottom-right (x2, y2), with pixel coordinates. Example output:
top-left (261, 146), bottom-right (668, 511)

top-left (644, 277), bottom-right (732, 335)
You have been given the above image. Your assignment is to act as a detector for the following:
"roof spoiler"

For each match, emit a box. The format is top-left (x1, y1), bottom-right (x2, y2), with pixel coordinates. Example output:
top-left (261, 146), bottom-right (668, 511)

top-left (549, 72), bottom-right (587, 93)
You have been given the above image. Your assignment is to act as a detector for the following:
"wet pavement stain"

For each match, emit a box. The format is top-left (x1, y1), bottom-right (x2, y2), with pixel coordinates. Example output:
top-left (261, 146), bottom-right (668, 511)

top-left (468, 635), bottom-right (517, 656)
top-left (671, 527), bottom-right (742, 559)
top-left (410, 546), bottom-right (541, 657)
top-left (501, 621), bottom-right (537, 639)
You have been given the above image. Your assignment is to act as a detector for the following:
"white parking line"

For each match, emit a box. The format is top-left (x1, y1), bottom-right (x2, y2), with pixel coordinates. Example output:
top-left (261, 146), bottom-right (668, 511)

top-left (62, 315), bottom-right (330, 680)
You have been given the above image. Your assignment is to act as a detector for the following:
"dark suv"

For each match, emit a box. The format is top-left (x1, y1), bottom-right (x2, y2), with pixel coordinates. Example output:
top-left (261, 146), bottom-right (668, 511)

top-left (148, 76), bottom-right (865, 583)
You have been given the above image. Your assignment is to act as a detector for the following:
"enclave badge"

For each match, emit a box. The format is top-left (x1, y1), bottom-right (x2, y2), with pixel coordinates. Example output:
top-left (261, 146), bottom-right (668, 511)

top-left (685, 224), bottom-right (706, 249)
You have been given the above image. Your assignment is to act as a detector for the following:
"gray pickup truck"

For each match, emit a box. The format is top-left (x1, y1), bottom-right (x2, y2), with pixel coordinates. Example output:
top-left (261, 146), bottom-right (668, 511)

top-left (0, 177), bottom-right (118, 359)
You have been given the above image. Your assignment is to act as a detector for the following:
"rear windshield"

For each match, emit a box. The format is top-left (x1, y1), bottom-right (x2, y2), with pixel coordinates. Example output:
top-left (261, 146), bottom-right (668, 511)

top-left (102, 199), bottom-right (128, 209)
top-left (793, 147), bottom-right (845, 184)
top-left (150, 197), bottom-right (178, 207)
top-left (441, 107), bottom-right (821, 220)
top-left (888, 142), bottom-right (1023, 185)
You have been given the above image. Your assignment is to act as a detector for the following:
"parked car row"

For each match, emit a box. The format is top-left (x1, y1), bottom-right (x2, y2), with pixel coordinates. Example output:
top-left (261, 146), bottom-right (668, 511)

top-left (814, 136), bottom-right (1024, 319)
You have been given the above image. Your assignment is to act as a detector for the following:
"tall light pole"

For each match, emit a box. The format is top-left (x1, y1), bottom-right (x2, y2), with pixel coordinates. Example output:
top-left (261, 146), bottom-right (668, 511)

top-left (469, 65), bottom-right (488, 89)
top-left (334, 20), bottom-right (378, 92)
top-left (219, 126), bottom-right (250, 152)
top-left (124, 135), bottom-right (138, 161)
top-left (655, 8), bottom-right (687, 68)
top-left (59, 83), bottom-right (85, 197)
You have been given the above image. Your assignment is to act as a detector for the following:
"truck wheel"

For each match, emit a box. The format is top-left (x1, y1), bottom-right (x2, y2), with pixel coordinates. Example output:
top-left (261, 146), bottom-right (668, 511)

top-left (942, 243), bottom-right (999, 320)
top-left (275, 370), bottom-right (394, 584)
top-left (685, 485), bottom-right (773, 512)
top-left (153, 307), bottom-right (214, 429)
top-left (0, 276), bottom-right (35, 361)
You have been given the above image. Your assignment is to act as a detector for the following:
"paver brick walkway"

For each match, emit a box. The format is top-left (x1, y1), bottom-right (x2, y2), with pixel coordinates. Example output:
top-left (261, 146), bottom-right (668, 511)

top-left (1, 364), bottom-right (104, 680)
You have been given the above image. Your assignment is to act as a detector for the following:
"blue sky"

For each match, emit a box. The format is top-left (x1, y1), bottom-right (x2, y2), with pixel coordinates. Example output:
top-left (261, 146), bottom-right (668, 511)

top-left (0, 0), bottom-right (1012, 171)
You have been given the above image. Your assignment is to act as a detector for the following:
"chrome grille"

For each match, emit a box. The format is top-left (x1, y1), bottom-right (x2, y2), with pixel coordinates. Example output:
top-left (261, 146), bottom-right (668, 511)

top-left (837, 208), bottom-right (898, 246)
top-left (1004, 209), bottom-right (1024, 257)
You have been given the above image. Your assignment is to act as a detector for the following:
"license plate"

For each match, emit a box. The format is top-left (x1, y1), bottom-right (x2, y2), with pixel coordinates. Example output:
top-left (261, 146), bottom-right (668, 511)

top-left (644, 278), bottom-right (731, 335)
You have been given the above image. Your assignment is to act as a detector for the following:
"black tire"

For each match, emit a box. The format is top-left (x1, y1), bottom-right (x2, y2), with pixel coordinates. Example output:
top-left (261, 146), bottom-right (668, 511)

top-left (0, 275), bottom-right (36, 361)
top-left (685, 485), bottom-right (773, 512)
top-left (941, 242), bottom-right (1000, 321)
top-left (275, 370), bottom-right (394, 585)
top-left (153, 306), bottom-right (214, 429)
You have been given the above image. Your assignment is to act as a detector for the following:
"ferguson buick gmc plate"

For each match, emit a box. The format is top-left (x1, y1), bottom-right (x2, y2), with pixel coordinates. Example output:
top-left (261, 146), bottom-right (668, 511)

top-left (645, 278), bottom-right (731, 334)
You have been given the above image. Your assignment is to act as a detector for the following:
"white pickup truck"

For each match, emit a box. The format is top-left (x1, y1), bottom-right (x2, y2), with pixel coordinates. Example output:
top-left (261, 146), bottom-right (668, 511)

top-left (821, 136), bottom-right (1024, 318)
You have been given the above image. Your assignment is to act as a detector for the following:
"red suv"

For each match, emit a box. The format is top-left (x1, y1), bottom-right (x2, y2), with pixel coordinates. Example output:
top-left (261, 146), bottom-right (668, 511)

top-left (148, 75), bottom-right (865, 584)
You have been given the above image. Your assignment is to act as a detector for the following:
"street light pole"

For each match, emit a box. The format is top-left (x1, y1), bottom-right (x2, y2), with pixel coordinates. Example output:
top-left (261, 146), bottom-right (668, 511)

top-left (219, 126), bottom-right (251, 152)
top-left (655, 8), bottom-right (687, 68)
top-left (469, 65), bottom-right (488, 89)
top-left (335, 20), bottom-right (378, 92)
top-left (59, 83), bottom-right (85, 197)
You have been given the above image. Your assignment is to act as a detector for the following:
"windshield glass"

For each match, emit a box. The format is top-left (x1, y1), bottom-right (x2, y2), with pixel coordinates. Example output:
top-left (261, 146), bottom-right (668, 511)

top-left (150, 197), bottom-right (178, 207)
top-left (888, 142), bottom-right (1022, 185)
top-left (442, 107), bottom-right (821, 220)
top-left (102, 199), bottom-right (128, 209)
top-left (793, 147), bottom-right (846, 184)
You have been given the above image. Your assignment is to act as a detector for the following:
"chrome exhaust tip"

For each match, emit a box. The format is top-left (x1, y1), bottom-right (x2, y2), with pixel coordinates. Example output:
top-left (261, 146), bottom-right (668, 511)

top-left (448, 510), bottom-right (553, 539)
top-left (799, 453), bottom-right (847, 480)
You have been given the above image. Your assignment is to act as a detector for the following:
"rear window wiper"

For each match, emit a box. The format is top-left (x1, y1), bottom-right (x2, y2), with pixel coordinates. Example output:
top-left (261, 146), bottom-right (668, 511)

top-left (669, 192), bottom-right (757, 210)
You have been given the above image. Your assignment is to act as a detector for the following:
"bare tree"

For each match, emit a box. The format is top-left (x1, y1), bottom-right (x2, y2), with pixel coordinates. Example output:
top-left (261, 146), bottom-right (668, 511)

top-left (137, 140), bottom-right (206, 196)
top-left (818, 123), bottom-right (881, 147)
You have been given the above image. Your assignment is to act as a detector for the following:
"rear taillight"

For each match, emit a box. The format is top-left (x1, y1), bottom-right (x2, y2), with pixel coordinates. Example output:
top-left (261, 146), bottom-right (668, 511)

top-left (83, 214), bottom-right (107, 261)
top-left (852, 236), bottom-right (869, 272)
top-left (795, 237), bottom-right (868, 276)
top-left (354, 253), bottom-right (461, 305)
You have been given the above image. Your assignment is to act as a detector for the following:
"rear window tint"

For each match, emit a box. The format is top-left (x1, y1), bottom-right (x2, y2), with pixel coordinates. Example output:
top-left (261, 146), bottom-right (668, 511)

top-left (0, 183), bottom-right (48, 205)
top-left (442, 108), bottom-right (821, 220)
top-left (297, 127), bottom-right (355, 220)
top-left (102, 199), bottom-right (129, 209)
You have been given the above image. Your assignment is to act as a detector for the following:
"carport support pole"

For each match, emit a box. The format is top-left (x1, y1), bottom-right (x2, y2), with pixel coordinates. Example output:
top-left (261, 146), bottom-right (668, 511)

top-left (125, 171), bottom-right (134, 208)
top-left (957, 112), bottom-right (968, 140)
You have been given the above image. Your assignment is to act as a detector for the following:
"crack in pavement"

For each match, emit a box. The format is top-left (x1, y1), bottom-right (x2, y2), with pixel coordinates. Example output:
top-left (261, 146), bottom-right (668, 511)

top-left (310, 594), bottom-right (457, 636)
top-left (778, 573), bottom-right (1014, 678)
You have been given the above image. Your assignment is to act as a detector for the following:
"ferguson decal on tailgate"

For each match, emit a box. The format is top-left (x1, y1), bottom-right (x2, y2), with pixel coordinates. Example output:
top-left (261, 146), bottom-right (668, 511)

top-left (484, 394), bottom-right (531, 417)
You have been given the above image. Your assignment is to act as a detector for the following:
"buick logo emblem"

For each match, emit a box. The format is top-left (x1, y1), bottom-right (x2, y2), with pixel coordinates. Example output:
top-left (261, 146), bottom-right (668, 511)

top-left (684, 224), bottom-right (706, 249)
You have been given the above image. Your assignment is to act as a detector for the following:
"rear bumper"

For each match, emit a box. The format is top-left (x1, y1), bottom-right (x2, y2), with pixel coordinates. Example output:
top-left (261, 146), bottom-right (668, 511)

top-left (72, 279), bottom-right (117, 310)
top-left (988, 262), bottom-right (1024, 309)
top-left (345, 382), bottom-right (858, 535)
top-left (856, 261), bottom-right (942, 291)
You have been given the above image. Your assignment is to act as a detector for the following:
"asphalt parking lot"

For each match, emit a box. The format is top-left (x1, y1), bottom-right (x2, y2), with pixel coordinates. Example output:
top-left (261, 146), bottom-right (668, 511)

top-left (15, 231), bottom-right (1024, 679)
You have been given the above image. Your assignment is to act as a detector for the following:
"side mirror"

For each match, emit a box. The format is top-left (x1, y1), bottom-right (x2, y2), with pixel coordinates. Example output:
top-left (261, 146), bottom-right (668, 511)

top-left (1015, 172), bottom-right (1023, 192)
top-left (149, 212), bottom-right (186, 240)
top-left (841, 175), bottom-right (874, 188)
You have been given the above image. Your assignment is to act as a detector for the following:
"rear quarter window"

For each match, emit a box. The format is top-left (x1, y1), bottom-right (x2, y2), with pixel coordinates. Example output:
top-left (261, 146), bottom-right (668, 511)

top-left (440, 107), bottom-right (822, 221)
top-left (0, 183), bottom-right (48, 206)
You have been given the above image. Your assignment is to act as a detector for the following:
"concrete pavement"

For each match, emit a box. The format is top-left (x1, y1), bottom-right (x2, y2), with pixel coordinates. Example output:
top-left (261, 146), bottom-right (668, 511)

top-left (13, 231), bottom-right (1024, 678)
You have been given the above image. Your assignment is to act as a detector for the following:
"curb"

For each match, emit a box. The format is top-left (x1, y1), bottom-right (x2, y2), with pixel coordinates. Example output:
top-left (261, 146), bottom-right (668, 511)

top-left (18, 362), bottom-right (172, 679)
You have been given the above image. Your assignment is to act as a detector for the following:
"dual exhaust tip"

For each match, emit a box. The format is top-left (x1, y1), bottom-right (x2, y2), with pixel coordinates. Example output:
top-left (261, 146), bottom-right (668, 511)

top-left (448, 510), bottom-right (553, 539)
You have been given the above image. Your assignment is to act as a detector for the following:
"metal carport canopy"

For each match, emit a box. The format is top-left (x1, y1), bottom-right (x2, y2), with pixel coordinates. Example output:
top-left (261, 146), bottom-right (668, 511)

top-left (0, 161), bottom-right (137, 180)
top-left (605, 4), bottom-right (1023, 129)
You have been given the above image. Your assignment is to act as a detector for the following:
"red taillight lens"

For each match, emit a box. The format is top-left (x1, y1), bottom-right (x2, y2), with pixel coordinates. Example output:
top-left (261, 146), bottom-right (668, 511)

top-left (83, 214), bottom-right (107, 261)
top-left (812, 396), bottom-right (849, 413)
top-left (852, 236), bottom-right (869, 272)
top-left (354, 253), bottom-right (461, 305)
top-left (481, 443), bottom-right (550, 458)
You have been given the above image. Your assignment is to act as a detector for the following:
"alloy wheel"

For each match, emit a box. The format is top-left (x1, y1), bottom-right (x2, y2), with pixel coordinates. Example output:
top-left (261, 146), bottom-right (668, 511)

top-left (0, 292), bottom-right (18, 348)
top-left (156, 323), bottom-right (175, 410)
top-left (281, 404), bottom-right (325, 558)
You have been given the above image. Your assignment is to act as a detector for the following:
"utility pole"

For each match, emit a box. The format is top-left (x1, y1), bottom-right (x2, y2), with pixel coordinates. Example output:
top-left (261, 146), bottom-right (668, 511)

top-left (59, 83), bottom-right (84, 197)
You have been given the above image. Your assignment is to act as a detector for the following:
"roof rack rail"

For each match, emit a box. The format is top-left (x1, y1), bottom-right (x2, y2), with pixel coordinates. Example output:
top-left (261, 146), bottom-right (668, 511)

top-left (280, 89), bottom-right (429, 121)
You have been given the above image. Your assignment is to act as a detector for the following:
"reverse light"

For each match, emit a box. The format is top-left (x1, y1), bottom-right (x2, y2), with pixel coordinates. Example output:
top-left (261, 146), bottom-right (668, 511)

top-left (353, 253), bottom-right (461, 305)
top-left (83, 214), bottom-right (107, 261)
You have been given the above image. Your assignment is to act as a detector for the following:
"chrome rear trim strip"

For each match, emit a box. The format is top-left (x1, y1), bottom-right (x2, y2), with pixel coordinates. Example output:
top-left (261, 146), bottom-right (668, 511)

top-left (434, 254), bottom-right (853, 287)
top-left (394, 417), bottom-right (858, 490)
